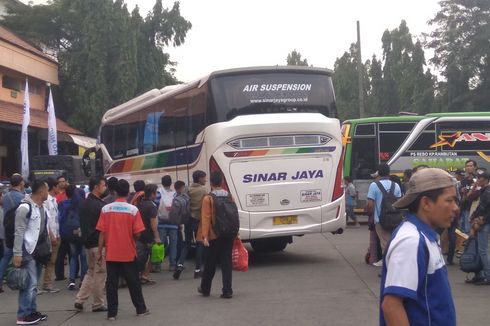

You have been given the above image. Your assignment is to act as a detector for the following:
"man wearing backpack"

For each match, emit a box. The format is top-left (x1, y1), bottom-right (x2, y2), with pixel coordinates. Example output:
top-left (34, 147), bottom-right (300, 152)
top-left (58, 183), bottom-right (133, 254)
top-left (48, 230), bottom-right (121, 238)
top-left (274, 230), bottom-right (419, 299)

top-left (0, 174), bottom-right (25, 294)
top-left (366, 163), bottom-right (402, 267)
top-left (380, 168), bottom-right (458, 326)
top-left (156, 175), bottom-right (177, 271)
top-left (13, 179), bottom-right (50, 325)
top-left (197, 171), bottom-right (238, 299)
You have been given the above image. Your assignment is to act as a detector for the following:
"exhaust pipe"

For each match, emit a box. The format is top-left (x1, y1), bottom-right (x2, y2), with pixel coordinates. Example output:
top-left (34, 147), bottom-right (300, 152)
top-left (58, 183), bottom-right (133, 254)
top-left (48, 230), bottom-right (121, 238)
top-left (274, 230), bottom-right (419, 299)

top-left (331, 228), bottom-right (344, 235)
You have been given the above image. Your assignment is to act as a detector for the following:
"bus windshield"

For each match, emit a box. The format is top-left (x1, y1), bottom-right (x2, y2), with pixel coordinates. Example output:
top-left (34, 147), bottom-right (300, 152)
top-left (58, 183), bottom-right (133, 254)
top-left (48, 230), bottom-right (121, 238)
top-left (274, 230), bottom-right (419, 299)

top-left (209, 72), bottom-right (337, 121)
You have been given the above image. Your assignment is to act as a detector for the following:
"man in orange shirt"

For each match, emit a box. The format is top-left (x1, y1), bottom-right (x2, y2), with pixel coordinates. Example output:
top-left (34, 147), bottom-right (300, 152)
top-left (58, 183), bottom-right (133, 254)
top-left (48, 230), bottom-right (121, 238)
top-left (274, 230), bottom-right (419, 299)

top-left (197, 172), bottom-right (235, 299)
top-left (96, 179), bottom-right (149, 321)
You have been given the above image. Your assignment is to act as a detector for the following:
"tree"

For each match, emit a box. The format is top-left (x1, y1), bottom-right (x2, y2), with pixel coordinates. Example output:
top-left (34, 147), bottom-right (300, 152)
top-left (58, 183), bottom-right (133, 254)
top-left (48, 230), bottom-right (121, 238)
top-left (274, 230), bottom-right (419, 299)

top-left (2, 0), bottom-right (191, 135)
top-left (426, 0), bottom-right (490, 111)
top-left (286, 49), bottom-right (309, 66)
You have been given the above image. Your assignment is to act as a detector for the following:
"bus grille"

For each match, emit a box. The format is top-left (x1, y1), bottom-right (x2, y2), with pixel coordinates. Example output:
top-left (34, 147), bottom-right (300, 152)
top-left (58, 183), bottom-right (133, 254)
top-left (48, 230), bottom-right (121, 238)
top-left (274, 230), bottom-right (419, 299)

top-left (228, 134), bottom-right (331, 149)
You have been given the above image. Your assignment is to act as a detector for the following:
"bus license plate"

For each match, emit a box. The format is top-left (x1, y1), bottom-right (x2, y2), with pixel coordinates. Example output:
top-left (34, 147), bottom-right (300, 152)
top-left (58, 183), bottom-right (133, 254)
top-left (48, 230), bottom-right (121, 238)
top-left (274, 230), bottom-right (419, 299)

top-left (273, 216), bottom-right (298, 225)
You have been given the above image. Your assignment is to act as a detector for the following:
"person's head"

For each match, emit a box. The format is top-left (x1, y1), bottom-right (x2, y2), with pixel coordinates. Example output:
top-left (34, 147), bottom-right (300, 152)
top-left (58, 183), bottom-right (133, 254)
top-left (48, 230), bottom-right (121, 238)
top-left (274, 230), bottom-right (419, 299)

top-left (390, 175), bottom-right (402, 188)
top-left (403, 169), bottom-right (412, 182)
top-left (65, 184), bottom-right (77, 199)
top-left (394, 168), bottom-right (458, 229)
top-left (115, 179), bottom-right (130, 198)
top-left (10, 173), bottom-right (25, 191)
top-left (476, 168), bottom-right (490, 188)
top-left (133, 180), bottom-right (146, 193)
top-left (210, 171), bottom-right (223, 188)
top-left (344, 176), bottom-right (352, 184)
top-left (144, 183), bottom-right (158, 200)
top-left (377, 163), bottom-right (390, 177)
top-left (56, 175), bottom-right (68, 191)
top-left (192, 170), bottom-right (207, 185)
top-left (89, 176), bottom-right (107, 197)
top-left (464, 160), bottom-right (477, 175)
top-left (45, 177), bottom-right (57, 194)
top-left (412, 164), bottom-right (429, 174)
top-left (174, 181), bottom-right (186, 194)
top-left (106, 177), bottom-right (118, 194)
top-left (31, 179), bottom-right (49, 202)
top-left (453, 169), bottom-right (465, 182)
top-left (161, 175), bottom-right (172, 188)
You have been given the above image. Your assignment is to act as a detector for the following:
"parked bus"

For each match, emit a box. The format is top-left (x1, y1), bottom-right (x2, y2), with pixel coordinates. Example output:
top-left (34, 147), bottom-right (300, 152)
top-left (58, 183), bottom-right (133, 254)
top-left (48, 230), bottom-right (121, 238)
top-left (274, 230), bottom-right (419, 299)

top-left (388, 112), bottom-right (490, 173)
top-left (84, 66), bottom-right (345, 252)
top-left (341, 115), bottom-right (424, 207)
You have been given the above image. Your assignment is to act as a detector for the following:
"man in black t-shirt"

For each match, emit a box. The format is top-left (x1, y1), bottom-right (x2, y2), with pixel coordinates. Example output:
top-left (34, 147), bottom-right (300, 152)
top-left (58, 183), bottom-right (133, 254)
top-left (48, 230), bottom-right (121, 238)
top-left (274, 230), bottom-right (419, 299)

top-left (136, 184), bottom-right (161, 283)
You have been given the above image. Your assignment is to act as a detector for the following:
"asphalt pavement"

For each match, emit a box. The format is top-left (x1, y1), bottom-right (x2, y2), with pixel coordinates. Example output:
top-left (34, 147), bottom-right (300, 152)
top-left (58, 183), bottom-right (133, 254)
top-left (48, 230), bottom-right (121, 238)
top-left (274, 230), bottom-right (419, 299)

top-left (0, 226), bottom-right (488, 326)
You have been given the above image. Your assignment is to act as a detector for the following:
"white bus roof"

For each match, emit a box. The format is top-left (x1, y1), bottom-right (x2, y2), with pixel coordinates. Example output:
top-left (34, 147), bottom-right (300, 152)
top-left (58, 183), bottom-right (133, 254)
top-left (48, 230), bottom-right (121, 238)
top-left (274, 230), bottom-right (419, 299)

top-left (101, 66), bottom-right (334, 125)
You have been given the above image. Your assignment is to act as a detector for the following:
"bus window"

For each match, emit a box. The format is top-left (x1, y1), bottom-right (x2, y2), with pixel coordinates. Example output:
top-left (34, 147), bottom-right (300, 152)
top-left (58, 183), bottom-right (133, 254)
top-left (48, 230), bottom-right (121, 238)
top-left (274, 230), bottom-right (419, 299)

top-left (409, 130), bottom-right (436, 151)
top-left (436, 121), bottom-right (490, 151)
top-left (354, 124), bottom-right (375, 136)
top-left (379, 133), bottom-right (409, 162)
top-left (351, 137), bottom-right (377, 179)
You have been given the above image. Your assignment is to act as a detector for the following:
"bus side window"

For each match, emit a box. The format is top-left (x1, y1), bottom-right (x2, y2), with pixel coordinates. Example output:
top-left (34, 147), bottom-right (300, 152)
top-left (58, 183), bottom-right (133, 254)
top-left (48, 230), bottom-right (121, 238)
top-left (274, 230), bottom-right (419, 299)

top-left (408, 123), bottom-right (436, 151)
top-left (351, 137), bottom-right (377, 179)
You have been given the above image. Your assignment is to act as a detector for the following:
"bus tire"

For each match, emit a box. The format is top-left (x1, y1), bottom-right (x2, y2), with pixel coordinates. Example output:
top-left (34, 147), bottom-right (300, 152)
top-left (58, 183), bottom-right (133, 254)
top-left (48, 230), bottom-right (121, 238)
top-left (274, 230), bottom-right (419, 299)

top-left (250, 236), bottom-right (292, 253)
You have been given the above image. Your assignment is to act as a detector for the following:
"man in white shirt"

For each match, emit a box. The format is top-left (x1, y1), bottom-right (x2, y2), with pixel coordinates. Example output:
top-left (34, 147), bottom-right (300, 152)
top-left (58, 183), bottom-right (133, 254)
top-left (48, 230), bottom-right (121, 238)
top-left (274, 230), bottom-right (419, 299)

top-left (39, 178), bottom-right (60, 294)
top-left (13, 180), bottom-right (50, 325)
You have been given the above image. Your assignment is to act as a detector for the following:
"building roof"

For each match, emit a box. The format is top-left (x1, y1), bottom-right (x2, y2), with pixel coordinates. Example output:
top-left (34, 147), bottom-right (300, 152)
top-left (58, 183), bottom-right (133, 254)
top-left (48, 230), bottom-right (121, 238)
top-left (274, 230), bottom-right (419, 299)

top-left (0, 99), bottom-right (83, 135)
top-left (0, 25), bottom-right (57, 64)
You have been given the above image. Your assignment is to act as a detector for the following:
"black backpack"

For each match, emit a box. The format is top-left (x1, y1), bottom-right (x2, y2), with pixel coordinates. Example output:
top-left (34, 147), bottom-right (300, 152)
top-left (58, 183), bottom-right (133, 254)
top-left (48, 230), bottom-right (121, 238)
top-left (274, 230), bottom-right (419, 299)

top-left (375, 180), bottom-right (403, 231)
top-left (3, 201), bottom-right (32, 249)
top-left (210, 194), bottom-right (239, 238)
top-left (459, 237), bottom-right (482, 273)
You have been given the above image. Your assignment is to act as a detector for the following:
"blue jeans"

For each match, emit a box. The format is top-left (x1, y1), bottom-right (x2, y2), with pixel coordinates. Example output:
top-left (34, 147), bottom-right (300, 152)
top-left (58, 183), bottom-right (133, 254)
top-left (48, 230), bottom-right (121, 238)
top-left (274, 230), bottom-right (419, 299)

top-left (159, 227), bottom-right (177, 268)
top-left (18, 252), bottom-right (42, 318)
top-left (69, 242), bottom-right (87, 281)
top-left (177, 220), bottom-right (203, 270)
top-left (460, 210), bottom-right (470, 234)
top-left (477, 224), bottom-right (490, 279)
top-left (0, 246), bottom-right (13, 287)
top-left (346, 205), bottom-right (357, 223)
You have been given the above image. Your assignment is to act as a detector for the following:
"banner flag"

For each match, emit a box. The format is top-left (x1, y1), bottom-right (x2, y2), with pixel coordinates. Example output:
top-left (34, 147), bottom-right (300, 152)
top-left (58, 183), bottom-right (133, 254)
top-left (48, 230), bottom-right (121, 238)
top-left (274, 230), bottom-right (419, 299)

top-left (47, 88), bottom-right (58, 155)
top-left (21, 78), bottom-right (30, 178)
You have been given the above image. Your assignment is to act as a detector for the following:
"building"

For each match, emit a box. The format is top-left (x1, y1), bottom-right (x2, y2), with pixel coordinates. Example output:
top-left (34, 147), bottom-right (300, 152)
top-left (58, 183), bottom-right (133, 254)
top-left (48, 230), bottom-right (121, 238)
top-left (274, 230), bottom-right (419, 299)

top-left (0, 24), bottom-right (94, 179)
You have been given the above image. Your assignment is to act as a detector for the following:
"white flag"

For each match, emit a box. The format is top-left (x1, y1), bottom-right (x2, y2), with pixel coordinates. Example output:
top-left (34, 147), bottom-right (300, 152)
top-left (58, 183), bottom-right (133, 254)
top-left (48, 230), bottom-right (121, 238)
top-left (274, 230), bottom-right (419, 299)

top-left (47, 88), bottom-right (58, 155)
top-left (21, 79), bottom-right (30, 178)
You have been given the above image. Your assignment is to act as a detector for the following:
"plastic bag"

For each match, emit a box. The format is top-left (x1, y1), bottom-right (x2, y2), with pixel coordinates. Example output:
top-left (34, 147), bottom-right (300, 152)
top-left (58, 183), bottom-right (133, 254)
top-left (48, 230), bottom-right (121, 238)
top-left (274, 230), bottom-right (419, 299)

top-left (232, 238), bottom-right (248, 272)
top-left (151, 243), bottom-right (165, 264)
top-left (7, 267), bottom-right (29, 291)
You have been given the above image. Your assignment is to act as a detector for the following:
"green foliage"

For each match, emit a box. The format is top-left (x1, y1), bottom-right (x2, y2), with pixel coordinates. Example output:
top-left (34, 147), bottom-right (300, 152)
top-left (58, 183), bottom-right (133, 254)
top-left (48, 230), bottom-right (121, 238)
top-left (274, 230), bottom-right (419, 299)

top-left (286, 50), bottom-right (309, 66)
top-left (426, 0), bottom-right (490, 111)
top-left (2, 0), bottom-right (191, 136)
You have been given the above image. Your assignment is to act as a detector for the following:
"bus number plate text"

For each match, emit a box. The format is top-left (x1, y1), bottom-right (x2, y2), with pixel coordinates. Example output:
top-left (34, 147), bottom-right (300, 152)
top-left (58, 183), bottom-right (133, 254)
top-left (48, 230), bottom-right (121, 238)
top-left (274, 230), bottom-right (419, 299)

top-left (273, 216), bottom-right (298, 225)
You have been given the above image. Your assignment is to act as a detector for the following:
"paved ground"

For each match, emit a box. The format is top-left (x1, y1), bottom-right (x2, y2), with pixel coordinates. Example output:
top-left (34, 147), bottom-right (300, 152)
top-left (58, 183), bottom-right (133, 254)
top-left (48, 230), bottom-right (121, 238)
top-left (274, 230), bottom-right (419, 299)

top-left (0, 226), bottom-right (488, 325)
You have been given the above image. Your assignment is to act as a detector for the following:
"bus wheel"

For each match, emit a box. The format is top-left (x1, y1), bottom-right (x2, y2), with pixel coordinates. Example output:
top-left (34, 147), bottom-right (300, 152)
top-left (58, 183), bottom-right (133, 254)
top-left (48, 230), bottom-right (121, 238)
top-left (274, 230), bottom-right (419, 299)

top-left (250, 236), bottom-right (292, 253)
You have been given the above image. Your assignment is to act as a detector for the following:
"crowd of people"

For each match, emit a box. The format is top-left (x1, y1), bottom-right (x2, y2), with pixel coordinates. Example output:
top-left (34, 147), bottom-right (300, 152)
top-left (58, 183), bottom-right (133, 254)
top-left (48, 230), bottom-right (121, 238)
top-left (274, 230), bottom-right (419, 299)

top-left (344, 161), bottom-right (489, 325)
top-left (0, 170), bottom-right (237, 325)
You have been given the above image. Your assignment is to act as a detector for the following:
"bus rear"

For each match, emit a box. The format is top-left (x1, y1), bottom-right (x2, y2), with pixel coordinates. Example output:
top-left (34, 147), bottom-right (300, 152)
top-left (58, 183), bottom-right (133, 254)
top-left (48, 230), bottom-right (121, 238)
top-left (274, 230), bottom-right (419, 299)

top-left (205, 67), bottom-right (345, 251)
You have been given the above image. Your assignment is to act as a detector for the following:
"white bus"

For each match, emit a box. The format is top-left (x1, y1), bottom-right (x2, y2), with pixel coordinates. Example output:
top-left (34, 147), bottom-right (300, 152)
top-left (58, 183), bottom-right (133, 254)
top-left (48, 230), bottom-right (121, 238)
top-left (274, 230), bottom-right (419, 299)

top-left (84, 66), bottom-right (345, 252)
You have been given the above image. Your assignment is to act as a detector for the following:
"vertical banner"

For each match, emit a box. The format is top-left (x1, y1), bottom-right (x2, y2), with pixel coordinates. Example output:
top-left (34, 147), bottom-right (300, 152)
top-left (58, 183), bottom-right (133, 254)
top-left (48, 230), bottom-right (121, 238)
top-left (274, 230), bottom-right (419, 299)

top-left (21, 78), bottom-right (30, 178)
top-left (47, 88), bottom-right (58, 155)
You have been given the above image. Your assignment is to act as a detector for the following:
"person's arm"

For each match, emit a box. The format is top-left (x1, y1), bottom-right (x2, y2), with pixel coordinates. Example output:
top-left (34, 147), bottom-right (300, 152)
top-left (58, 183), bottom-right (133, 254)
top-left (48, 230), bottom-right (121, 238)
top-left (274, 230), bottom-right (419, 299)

top-left (132, 211), bottom-right (145, 240)
top-left (366, 199), bottom-right (374, 216)
top-left (97, 231), bottom-right (105, 264)
top-left (200, 195), bottom-right (212, 247)
top-left (381, 295), bottom-right (409, 326)
top-left (13, 204), bottom-right (30, 267)
top-left (151, 216), bottom-right (160, 243)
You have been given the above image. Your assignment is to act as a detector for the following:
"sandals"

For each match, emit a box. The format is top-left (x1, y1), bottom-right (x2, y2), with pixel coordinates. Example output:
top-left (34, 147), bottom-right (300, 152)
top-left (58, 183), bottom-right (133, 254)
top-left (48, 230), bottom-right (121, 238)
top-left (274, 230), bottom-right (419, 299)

top-left (140, 277), bottom-right (156, 285)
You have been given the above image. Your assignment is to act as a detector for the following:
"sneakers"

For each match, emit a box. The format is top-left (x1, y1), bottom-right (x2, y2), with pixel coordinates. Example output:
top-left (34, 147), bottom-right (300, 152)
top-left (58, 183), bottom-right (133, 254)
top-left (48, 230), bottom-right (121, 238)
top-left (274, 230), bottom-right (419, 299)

top-left (197, 286), bottom-right (209, 297)
top-left (220, 293), bottom-right (233, 299)
top-left (107, 317), bottom-right (116, 321)
top-left (372, 260), bottom-right (383, 267)
top-left (43, 288), bottom-right (60, 294)
top-left (16, 312), bottom-right (44, 325)
top-left (74, 302), bottom-right (84, 311)
top-left (194, 269), bottom-right (202, 279)
top-left (31, 312), bottom-right (47, 321)
top-left (68, 281), bottom-right (76, 291)
top-left (465, 275), bottom-right (483, 284)
top-left (37, 288), bottom-right (47, 295)
top-left (173, 265), bottom-right (184, 280)
top-left (92, 306), bottom-right (108, 312)
top-left (137, 309), bottom-right (150, 317)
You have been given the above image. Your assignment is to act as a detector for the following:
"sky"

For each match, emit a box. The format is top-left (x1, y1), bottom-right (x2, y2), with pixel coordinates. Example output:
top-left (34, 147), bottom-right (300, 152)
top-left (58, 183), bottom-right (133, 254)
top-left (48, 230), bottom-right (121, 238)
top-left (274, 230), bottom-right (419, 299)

top-left (29, 0), bottom-right (442, 82)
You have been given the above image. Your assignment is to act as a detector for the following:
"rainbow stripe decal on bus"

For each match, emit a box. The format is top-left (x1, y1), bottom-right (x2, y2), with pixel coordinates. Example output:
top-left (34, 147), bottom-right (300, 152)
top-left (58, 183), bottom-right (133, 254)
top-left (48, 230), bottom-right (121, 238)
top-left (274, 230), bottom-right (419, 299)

top-left (107, 144), bottom-right (203, 174)
top-left (223, 146), bottom-right (336, 158)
